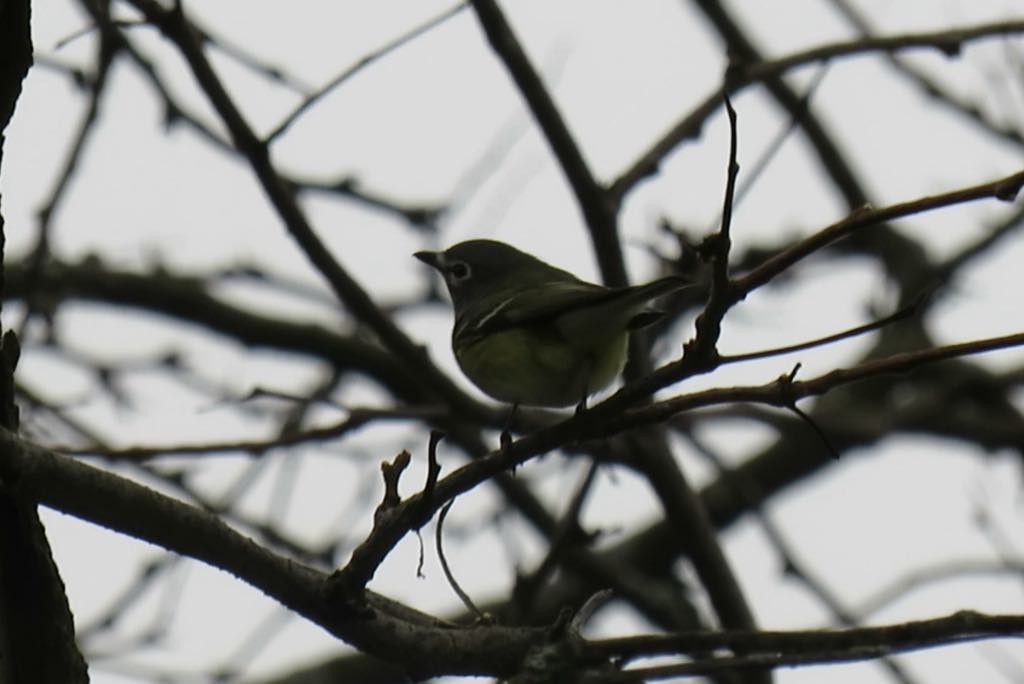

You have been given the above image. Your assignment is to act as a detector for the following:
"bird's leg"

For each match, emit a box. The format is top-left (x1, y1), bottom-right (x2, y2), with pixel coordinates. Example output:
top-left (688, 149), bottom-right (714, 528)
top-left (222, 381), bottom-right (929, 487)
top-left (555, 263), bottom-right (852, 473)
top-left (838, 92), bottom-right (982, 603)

top-left (500, 403), bottom-right (519, 451)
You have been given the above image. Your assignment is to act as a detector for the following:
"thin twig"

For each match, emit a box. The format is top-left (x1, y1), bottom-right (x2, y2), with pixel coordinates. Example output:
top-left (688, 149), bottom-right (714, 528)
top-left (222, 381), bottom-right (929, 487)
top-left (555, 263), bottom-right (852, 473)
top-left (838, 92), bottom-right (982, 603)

top-left (65, 407), bottom-right (443, 460)
top-left (610, 18), bottom-right (1024, 204)
top-left (719, 297), bottom-right (921, 364)
top-left (436, 499), bottom-right (486, 621)
top-left (267, 3), bottom-right (467, 142)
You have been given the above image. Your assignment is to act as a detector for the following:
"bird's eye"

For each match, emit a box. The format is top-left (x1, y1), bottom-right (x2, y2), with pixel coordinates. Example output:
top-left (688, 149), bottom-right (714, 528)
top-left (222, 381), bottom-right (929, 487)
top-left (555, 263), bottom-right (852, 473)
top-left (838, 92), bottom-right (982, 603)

top-left (448, 261), bottom-right (471, 281)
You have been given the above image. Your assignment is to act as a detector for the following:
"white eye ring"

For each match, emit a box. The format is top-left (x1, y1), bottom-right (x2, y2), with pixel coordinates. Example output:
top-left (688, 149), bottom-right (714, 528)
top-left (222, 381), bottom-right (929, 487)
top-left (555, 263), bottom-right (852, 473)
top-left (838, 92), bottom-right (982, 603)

top-left (447, 261), bottom-right (471, 281)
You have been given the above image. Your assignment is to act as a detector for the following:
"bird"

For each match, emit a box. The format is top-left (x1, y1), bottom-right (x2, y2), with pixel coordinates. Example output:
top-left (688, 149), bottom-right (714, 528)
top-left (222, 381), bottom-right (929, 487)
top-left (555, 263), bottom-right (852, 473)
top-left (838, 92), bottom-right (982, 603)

top-left (415, 239), bottom-right (690, 409)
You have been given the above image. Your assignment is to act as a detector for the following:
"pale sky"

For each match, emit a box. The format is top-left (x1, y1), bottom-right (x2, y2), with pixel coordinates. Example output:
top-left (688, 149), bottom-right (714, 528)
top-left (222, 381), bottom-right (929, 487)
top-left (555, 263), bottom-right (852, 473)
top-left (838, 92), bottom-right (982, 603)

top-left (4, 2), bottom-right (1024, 683)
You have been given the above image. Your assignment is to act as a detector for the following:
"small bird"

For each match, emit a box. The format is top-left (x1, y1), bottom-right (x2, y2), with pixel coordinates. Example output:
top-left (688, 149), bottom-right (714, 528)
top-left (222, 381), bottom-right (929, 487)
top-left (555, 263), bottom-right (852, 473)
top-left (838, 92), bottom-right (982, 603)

top-left (415, 239), bottom-right (690, 409)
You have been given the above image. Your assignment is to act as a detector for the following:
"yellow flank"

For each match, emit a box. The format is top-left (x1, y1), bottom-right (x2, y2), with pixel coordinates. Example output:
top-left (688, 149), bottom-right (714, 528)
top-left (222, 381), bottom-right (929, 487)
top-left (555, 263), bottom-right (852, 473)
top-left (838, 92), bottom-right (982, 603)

top-left (454, 325), bottom-right (629, 407)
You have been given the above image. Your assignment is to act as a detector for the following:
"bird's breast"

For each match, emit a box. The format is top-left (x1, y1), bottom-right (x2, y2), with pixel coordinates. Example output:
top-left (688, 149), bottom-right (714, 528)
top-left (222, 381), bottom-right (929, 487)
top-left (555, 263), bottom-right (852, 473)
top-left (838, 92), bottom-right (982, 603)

top-left (454, 326), bottom-right (628, 407)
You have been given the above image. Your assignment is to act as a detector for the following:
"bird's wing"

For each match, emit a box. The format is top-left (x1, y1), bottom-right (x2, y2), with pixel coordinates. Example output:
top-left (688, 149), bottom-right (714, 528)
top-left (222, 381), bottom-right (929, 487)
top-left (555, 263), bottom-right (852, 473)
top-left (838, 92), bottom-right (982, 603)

top-left (556, 275), bottom-right (690, 341)
top-left (471, 276), bottom-right (689, 338)
top-left (474, 280), bottom-right (613, 333)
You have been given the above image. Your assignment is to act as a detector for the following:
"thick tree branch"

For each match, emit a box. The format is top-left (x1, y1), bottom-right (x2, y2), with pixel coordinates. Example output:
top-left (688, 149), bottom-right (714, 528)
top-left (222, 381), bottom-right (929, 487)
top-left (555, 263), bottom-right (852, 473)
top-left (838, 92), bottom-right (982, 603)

top-left (581, 611), bottom-right (1024, 682)
top-left (0, 428), bottom-right (551, 679)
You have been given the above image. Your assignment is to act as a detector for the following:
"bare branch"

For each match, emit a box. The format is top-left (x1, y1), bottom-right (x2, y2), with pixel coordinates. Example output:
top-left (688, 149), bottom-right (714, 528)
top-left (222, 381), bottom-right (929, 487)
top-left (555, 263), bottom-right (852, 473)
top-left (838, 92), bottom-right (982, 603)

top-left (469, 0), bottom-right (625, 286)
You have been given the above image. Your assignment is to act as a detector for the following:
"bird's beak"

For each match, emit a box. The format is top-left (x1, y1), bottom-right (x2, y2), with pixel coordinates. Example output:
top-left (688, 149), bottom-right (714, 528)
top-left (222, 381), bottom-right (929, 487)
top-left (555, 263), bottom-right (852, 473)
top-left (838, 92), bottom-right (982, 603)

top-left (414, 250), bottom-right (443, 270)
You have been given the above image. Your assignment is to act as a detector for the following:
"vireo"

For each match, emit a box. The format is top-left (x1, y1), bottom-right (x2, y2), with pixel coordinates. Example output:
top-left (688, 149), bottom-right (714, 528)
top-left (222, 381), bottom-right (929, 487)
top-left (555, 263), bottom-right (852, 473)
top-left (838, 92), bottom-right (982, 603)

top-left (415, 240), bottom-right (689, 408)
